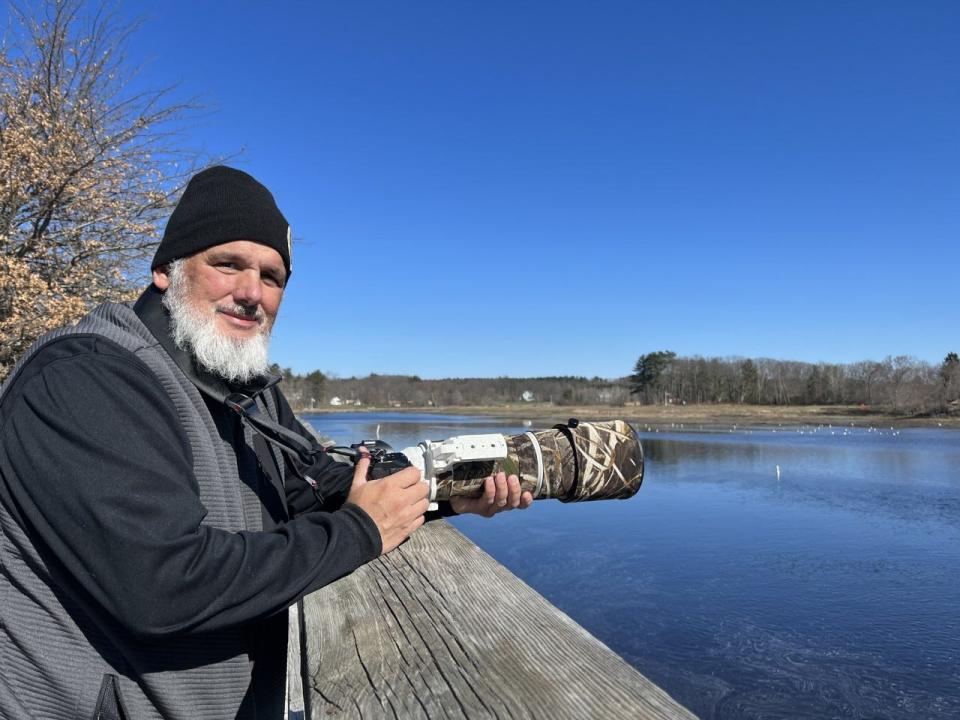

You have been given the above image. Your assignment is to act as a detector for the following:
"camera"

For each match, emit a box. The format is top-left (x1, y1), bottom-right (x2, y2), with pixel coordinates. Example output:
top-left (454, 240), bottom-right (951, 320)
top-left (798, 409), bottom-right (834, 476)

top-left (334, 419), bottom-right (644, 511)
top-left (347, 440), bottom-right (414, 480)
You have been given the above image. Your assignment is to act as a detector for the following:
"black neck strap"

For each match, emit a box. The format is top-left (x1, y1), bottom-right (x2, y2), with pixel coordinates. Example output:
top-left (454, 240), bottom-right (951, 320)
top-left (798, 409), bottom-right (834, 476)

top-left (223, 392), bottom-right (318, 464)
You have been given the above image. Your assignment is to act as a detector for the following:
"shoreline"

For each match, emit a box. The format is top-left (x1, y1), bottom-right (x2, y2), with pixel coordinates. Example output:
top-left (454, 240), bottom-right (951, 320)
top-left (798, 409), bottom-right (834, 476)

top-left (295, 403), bottom-right (960, 429)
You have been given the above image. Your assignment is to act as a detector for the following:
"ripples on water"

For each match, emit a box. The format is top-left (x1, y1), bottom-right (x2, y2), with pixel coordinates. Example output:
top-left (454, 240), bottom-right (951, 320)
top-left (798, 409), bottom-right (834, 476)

top-left (304, 413), bottom-right (960, 719)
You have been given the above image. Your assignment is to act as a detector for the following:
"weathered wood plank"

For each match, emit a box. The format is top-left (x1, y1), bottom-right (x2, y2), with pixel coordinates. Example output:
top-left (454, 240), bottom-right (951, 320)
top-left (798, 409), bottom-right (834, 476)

top-left (286, 599), bottom-right (305, 719)
top-left (299, 519), bottom-right (694, 719)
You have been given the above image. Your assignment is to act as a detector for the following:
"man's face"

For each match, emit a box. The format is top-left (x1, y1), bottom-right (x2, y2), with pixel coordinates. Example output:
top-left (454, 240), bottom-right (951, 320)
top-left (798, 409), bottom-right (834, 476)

top-left (153, 240), bottom-right (286, 341)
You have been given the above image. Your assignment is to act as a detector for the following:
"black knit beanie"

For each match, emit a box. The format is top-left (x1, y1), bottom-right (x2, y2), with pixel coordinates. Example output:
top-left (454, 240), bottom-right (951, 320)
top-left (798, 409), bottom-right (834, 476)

top-left (152, 166), bottom-right (292, 277)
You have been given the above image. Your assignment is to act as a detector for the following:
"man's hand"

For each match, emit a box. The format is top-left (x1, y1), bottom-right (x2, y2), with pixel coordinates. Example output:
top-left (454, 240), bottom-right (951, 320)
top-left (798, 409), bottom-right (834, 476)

top-left (347, 452), bottom-right (429, 555)
top-left (450, 471), bottom-right (533, 518)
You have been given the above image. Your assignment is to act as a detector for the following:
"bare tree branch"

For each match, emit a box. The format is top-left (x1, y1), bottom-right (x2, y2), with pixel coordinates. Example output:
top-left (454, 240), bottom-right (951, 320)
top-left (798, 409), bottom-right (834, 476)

top-left (1, 0), bottom-right (212, 379)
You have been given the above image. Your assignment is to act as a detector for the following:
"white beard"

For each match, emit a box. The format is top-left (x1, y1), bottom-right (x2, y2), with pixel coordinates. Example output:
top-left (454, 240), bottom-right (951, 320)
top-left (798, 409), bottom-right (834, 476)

top-left (161, 260), bottom-right (272, 384)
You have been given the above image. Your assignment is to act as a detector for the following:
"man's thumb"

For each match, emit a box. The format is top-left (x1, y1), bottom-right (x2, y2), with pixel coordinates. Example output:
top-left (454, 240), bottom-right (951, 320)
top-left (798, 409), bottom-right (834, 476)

top-left (351, 451), bottom-right (371, 490)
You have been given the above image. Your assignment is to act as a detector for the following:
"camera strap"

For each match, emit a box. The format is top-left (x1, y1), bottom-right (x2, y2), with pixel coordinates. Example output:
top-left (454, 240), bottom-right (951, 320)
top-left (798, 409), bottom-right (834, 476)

top-left (222, 391), bottom-right (335, 503)
top-left (133, 285), bottom-right (328, 498)
top-left (223, 392), bottom-right (319, 465)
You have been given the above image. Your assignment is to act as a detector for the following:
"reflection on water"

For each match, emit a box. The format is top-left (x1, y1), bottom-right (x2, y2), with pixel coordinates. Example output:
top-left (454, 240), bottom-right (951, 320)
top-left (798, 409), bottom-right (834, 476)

top-left (304, 413), bottom-right (960, 720)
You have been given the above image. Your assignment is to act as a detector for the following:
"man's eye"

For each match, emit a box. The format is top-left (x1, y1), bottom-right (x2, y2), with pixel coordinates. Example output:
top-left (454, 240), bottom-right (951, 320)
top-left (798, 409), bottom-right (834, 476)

top-left (216, 262), bottom-right (237, 270)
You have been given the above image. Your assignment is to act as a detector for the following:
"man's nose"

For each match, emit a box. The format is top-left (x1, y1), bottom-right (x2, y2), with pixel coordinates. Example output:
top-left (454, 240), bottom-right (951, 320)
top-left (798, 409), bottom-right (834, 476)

top-left (232, 269), bottom-right (263, 307)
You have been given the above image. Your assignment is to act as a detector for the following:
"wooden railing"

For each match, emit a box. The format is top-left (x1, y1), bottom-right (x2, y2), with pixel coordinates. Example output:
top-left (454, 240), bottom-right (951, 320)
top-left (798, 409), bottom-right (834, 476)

top-left (287, 519), bottom-right (694, 719)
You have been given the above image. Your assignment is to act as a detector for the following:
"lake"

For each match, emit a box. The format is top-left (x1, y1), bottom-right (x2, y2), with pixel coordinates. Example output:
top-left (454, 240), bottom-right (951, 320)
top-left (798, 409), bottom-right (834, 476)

top-left (302, 412), bottom-right (960, 720)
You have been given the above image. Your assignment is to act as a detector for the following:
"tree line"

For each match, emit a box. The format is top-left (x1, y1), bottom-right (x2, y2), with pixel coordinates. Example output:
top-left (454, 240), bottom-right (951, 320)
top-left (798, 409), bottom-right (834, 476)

top-left (628, 351), bottom-right (960, 414)
top-left (272, 369), bottom-right (625, 410)
top-left (274, 351), bottom-right (960, 416)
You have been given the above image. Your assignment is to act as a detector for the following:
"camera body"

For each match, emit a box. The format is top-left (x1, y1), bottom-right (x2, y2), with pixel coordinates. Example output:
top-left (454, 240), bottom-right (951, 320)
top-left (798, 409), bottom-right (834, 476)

top-left (348, 440), bottom-right (414, 480)
top-left (348, 436), bottom-right (506, 510)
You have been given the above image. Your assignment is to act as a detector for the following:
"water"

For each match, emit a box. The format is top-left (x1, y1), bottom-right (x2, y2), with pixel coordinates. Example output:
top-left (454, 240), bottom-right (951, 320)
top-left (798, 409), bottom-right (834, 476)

top-left (302, 412), bottom-right (960, 719)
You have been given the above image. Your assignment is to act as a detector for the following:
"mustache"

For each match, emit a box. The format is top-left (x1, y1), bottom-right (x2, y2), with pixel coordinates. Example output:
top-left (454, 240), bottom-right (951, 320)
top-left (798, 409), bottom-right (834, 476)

top-left (216, 303), bottom-right (266, 324)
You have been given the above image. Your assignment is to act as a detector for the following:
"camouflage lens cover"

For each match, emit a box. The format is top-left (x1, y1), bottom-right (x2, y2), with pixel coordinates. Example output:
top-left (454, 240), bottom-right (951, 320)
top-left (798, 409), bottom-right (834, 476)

top-left (432, 420), bottom-right (644, 503)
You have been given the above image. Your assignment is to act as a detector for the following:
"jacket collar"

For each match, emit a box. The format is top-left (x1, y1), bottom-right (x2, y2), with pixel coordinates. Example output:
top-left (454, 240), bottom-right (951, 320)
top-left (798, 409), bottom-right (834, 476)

top-left (133, 284), bottom-right (281, 403)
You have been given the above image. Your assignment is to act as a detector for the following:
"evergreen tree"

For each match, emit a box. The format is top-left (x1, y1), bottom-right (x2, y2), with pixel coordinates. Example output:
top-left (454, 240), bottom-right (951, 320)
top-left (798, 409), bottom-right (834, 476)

top-left (941, 352), bottom-right (960, 403)
top-left (629, 351), bottom-right (676, 403)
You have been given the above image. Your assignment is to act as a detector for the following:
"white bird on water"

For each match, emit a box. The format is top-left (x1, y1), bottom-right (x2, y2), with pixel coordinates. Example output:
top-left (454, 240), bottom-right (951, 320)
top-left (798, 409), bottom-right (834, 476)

top-left (776, 465), bottom-right (781, 481)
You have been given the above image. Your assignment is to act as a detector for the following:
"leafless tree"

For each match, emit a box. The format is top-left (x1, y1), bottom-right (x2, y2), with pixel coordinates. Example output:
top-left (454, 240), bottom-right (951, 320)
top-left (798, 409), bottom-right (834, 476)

top-left (1, 0), bottom-right (202, 378)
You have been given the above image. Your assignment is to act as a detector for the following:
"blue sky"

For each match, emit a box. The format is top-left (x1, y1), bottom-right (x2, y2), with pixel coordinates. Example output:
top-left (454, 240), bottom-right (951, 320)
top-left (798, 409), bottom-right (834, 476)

top-left (22, 2), bottom-right (960, 377)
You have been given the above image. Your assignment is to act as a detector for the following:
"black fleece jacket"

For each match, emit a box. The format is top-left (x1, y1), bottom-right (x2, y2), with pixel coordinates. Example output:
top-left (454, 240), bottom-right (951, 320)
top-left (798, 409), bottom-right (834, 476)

top-left (0, 288), bottom-right (385, 642)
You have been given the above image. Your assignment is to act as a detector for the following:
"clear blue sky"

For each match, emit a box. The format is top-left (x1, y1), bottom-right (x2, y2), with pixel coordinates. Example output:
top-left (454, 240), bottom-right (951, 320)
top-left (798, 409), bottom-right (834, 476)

top-left (37, 2), bottom-right (960, 377)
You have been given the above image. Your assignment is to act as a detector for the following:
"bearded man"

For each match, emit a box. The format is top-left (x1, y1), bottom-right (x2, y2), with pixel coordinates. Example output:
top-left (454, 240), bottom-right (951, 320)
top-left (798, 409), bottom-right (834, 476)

top-left (0, 166), bottom-right (530, 719)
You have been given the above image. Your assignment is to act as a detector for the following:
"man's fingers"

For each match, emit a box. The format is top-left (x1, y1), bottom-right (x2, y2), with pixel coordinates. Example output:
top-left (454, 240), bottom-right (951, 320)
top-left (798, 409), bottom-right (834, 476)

top-left (412, 497), bottom-right (431, 516)
top-left (507, 474), bottom-right (522, 508)
top-left (482, 476), bottom-right (497, 505)
top-left (445, 472), bottom-right (535, 518)
top-left (400, 475), bottom-right (429, 503)
top-left (493, 471), bottom-right (508, 507)
top-left (387, 465), bottom-right (422, 489)
top-left (379, 469), bottom-right (428, 504)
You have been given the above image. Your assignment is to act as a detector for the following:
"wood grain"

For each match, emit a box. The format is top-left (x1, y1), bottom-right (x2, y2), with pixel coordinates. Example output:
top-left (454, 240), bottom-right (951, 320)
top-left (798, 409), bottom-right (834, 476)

top-left (298, 520), bottom-right (694, 719)
top-left (286, 599), bottom-right (305, 719)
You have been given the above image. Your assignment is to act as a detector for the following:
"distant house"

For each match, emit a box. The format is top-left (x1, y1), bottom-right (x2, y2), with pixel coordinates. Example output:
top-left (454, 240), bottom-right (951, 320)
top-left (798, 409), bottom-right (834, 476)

top-left (329, 396), bottom-right (343, 406)
top-left (521, 390), bottom-right (535, 402)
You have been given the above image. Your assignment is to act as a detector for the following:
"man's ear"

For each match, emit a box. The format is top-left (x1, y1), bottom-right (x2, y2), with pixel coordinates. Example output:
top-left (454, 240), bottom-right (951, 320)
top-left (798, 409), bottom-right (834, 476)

top-left (152, 267), bottom-right (171, 291)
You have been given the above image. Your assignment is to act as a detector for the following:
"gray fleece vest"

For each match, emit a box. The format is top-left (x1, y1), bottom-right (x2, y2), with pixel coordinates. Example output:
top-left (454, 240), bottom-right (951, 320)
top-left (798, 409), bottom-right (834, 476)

top-left (0, 302), bottom-right (287, 719)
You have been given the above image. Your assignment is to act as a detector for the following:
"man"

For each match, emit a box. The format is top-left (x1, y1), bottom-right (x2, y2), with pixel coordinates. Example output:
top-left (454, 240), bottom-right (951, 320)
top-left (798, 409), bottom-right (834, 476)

top-left (0, 166), bottom-right (532, 719)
